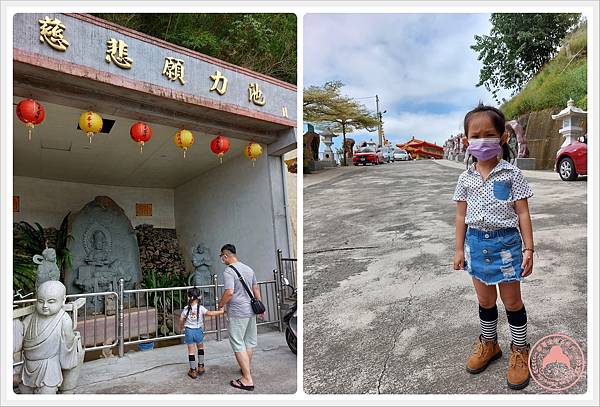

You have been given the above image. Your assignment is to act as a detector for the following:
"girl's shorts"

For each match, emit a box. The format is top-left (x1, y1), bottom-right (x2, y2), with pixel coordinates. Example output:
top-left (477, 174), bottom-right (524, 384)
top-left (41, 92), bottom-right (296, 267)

top-left (184, 327), bottom-right (204, 344)
top-left (464, 227), bottom-right (523, 285)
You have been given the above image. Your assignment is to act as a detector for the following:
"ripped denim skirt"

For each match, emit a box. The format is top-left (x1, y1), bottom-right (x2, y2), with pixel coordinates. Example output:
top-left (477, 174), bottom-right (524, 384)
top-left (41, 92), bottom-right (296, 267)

top-left (464, 227), bottom-right (523, 285)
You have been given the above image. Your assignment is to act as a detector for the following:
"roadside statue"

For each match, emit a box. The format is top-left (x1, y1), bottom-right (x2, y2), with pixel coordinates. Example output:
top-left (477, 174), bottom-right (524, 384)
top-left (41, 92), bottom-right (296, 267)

top-left (507, 119), bottom-right (529, 158)
top-left (344, 138), bottom-right (356, 160)
top-left (189, 243), bottom-right (214, 306)
top-left (74, 226), bottom-right (132, 309)
top-left (189, 243), bottom-right (212, 287)
top-left (33, 248), bottom-right (60, 288)
top-left (14, 281), bottom-right (85, 394)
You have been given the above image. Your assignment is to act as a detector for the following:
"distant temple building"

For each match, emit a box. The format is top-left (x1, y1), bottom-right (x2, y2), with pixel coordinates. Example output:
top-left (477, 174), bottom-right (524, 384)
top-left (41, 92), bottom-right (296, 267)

top-left (397, 136), bottom-right (444, 160)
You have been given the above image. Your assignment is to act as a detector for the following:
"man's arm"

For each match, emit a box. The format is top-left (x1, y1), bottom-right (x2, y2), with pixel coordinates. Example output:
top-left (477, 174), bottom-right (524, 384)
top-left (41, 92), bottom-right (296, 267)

top-left (251, 283), bottom-right (261, 301)
top-left (219, 289), bottom-right (233, 310)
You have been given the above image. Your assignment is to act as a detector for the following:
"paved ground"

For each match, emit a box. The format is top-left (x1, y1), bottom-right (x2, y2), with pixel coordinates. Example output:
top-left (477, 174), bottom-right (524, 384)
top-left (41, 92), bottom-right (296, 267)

top-left (303, 160), bottom-right (587, 394)
top-left (71, 331), bottom-right (296, 394)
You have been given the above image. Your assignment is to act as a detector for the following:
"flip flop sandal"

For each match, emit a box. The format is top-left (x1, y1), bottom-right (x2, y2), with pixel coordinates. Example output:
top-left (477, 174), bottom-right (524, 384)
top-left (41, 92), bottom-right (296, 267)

top-left (230, 378), bottom-right (254, 391)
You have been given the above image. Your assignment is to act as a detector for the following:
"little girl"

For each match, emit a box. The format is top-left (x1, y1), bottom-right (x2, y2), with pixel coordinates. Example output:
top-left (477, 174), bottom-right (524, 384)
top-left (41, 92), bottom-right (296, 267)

top-left (179, 287), bottom-right (224, 379)
top-left (453, 104), bottom-right (534, 390)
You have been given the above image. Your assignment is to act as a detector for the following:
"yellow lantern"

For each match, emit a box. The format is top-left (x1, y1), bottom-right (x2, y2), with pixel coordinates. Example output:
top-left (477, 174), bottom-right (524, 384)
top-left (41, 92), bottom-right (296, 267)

top-left (173, 129), bottom-right (194, 158)
top-left (244, 142), bottom-right (263, 166)
top-left (78, 111), bottom-right (103, 143)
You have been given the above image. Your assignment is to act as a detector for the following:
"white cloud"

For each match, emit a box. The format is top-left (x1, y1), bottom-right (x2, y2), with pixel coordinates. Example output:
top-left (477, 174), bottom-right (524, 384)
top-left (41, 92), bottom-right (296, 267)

top-left (304, 13), bottom-right (512, 148)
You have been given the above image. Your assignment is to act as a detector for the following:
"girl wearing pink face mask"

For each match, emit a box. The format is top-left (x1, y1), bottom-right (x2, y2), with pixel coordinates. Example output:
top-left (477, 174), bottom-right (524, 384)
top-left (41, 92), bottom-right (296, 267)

top-left (452, 104), bottom-right (535, 390)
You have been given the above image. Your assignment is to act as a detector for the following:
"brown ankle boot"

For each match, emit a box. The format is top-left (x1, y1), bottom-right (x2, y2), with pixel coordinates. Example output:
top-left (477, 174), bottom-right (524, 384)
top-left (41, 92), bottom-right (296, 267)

top-left (187, 368), bottom-right (198, 379)
top-left (466, 335), bottom-right (502, 374)
top-left (197, 366), bottom-right (206, 375)
top-left (507, 343), bottom-right (530, 390)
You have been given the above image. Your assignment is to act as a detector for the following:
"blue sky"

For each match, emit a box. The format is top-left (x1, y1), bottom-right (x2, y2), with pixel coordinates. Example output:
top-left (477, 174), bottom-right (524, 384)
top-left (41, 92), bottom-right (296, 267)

top-left (304, 13), bottom-right (510, 151)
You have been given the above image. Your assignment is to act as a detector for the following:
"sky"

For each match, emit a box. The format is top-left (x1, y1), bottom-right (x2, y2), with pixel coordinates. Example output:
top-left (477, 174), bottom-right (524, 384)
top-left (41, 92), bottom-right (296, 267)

top-left (303, 13), bottom-right (511, 151)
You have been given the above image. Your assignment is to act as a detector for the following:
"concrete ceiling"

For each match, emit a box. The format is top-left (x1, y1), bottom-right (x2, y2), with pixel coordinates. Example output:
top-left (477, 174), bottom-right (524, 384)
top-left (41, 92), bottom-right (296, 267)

top-left (13, 96), bottom-right (250, 188)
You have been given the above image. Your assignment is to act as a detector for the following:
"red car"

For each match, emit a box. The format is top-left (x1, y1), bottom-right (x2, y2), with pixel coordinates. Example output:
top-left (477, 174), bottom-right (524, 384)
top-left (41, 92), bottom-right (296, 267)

top-left (353, 147), bottom-right (384, 165)
top-left (555, 136), bottom-right (587, 181)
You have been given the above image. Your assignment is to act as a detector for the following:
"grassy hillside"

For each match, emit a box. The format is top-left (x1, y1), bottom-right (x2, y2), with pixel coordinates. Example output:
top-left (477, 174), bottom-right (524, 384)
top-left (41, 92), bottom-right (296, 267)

top-left (501, 23), bottom-right (587, 119)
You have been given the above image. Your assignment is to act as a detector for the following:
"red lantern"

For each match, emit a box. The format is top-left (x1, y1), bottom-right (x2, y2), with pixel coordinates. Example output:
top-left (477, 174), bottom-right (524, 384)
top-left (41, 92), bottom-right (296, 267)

top-left (210, 135), bottom-right (230, 163)
top-left (130, 122), bottom-right (152, 153)
top-left (16, 99), bottom-right (45, 141)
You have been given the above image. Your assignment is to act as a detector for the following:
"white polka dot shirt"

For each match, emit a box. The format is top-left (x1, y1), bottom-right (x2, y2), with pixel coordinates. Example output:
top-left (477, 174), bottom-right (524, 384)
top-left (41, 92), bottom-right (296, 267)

top-left (453, 159), bottom-right (533, 231)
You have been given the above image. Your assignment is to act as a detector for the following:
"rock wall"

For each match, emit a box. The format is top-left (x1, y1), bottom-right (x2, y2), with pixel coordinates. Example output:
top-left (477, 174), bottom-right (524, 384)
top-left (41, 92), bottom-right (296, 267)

top-left (518, 108), bottom-right (587, 170)
top-left (135, 224), bottom-right (186, 282)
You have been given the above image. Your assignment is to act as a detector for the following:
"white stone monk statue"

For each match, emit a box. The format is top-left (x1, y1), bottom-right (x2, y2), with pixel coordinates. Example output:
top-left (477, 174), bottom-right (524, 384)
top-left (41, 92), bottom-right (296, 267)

top-left (15, 281), bottom-right (85, 394)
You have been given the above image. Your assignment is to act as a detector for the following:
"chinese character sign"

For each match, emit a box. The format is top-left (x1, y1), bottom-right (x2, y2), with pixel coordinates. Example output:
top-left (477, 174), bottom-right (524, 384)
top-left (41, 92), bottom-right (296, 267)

top-left (248, 83), bottom-right (266, 106)
top-left (39, 16), bottom-right (69, 51)
top-left (162, 57), bottom-right (186, 85)
top-left (106, 38), bottom-right (133, 69)
top-left (209, 70), bottom-right (228, 95)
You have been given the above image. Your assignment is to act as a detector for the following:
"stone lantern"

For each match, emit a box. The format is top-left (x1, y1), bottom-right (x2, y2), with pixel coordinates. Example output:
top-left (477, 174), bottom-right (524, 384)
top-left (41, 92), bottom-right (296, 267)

top-left (552, 99), bottom-right (587, 148)
top-left (320, 128), bottom-right (337, 164)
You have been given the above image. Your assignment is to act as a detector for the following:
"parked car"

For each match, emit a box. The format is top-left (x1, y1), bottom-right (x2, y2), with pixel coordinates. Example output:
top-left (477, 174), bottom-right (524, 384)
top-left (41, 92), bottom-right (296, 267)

top-left (381, 145), bottom-right (394, 163)
top-left (555, 135), bottom-right (587, 181)
top-left (393, 149), bottom-right (411, 161)
top-left (353, 146), bottom-right (384, 165)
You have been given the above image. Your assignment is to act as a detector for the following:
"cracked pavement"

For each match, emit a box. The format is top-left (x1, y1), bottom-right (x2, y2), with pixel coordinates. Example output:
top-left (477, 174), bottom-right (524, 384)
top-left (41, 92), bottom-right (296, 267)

top-left (303, 160), bottom-right (587, 394)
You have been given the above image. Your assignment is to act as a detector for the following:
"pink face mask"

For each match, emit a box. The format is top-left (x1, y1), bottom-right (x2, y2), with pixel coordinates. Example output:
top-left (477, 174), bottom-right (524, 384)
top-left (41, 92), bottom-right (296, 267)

top-left (467, 138), bottom-right (501, 161)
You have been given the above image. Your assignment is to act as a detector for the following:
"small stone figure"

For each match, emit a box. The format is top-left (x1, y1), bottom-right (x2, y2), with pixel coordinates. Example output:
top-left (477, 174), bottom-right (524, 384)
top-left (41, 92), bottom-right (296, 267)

top-left (33, 248), bottom-right (60, 288)
top-left (507, 120), bottom-right (529, 158)
top-left (189, 243), bottom-right (214, 306)
top-left (15, 281), bottom-right (85, 394)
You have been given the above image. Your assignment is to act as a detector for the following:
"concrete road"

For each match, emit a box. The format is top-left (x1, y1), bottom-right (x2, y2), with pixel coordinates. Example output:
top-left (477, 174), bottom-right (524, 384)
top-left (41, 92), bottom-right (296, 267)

top-left (303, 160), bottom-right (587, 394)
top-left (71, 331), bottom-right (296, 394)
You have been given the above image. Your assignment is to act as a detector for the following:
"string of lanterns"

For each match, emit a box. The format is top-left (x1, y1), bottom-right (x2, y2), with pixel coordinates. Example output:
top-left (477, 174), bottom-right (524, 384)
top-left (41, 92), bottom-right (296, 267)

top-left (15, 99), bottom-right (264, 164)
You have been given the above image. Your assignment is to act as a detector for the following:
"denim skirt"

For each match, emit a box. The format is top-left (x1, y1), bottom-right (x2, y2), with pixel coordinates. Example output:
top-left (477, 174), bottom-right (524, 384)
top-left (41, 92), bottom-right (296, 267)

top-left (464, 227), bottom-right (523, 285)
top-left (184, 327), bottom-right (204, 344)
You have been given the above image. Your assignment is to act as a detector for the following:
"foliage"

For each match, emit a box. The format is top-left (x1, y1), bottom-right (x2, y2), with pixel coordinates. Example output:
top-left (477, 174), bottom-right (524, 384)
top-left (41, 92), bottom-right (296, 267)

top-left (13, 222), bottom-right (46, 294)
top-left (472, 13), bottom-right (581, 102)
top-left (141, 269), bottom-right (187, 335)
top-left (304, 81), bottom-right (379, 134)
top-left (92, 13), bottom-right (297, 84)
top-left (13, 213), bottom-right (73, 294)
top-left (501, 23), bottom-right (587, 119)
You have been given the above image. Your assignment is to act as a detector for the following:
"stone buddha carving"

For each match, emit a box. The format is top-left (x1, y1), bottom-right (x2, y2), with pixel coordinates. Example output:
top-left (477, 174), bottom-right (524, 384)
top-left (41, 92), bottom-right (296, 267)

top-left (33, 248), bottom-right (60, 288)
top-left (75, 225), bottom-right (131, 308)
top-left (15, 281), bottom-right (85, 394)
top-left (189, 243), bottom-right (214, 306)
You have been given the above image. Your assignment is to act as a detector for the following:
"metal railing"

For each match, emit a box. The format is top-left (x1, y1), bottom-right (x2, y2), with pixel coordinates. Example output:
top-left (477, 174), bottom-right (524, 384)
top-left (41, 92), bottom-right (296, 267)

top-left (12, 291), bottom-right (119, 368)
top-left (276, 249), bottom-right (297, 303)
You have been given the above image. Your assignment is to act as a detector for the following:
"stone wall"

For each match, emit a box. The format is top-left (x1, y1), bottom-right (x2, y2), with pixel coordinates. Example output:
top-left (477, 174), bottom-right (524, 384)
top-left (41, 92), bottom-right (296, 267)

top-left (518, 108), bottom-right (587, 170)
top-left (135, 224), bottom-right (186, 281)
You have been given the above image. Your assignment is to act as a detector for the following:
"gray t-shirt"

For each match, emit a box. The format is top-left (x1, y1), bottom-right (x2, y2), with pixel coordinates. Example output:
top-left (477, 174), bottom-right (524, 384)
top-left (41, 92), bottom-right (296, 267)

top-left (223, 262), bottom-right (257, 319)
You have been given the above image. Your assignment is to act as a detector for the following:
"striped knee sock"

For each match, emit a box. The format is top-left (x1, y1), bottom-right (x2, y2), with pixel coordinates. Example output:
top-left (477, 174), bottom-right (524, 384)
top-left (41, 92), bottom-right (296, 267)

top-left (506, 306), bottom-right (527, 347)
top-left (198, 348), bottom-right (205, 368)
top-left (479, 304), bottom-right (498, 341)
top-left (188, 354), bottom-right (197, 370)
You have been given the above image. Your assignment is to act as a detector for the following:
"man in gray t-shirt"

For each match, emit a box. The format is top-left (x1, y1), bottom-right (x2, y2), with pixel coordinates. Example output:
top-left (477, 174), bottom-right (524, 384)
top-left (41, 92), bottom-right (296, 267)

top-left (218, 244), bottom-right (262, 391)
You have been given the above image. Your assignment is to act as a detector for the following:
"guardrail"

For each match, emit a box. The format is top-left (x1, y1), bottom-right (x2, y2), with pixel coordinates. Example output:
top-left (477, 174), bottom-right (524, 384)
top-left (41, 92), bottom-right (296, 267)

top-left (13, 274), bottom-right (283, 365)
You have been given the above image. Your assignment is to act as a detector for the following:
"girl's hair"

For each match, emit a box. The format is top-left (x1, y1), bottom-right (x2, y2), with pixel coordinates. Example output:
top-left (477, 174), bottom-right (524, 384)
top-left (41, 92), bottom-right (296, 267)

top-left (463, 102), bottom-right (506, 138)
top-left (185, 287), bottom-right (201, 323)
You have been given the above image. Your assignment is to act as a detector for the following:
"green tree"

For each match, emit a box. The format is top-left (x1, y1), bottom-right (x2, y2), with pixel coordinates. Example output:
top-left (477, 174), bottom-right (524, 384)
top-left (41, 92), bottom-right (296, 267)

top-left (93, 13), bottom-right (297, 84)
top-left (472, 13), bottom-right (581, 102)
top-left (304, 81), bottom-right (379, 166)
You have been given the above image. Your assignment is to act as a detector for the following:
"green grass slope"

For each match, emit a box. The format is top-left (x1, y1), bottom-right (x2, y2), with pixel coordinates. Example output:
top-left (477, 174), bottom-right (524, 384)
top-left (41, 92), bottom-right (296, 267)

top-left (501, 23), bottom-right (587, 119)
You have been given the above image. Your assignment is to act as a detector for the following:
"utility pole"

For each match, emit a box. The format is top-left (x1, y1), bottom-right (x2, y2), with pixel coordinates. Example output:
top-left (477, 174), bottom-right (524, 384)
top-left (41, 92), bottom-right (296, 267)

top-left (376, 94), bottom-right (382, 147)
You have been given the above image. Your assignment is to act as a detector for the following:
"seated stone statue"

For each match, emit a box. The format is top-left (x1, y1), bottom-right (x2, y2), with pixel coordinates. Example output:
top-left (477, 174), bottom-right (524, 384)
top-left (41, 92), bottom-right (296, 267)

top-left (15, 281), bottom-right (85, 394)
top-left (33, 248), bottom-right (60, 288)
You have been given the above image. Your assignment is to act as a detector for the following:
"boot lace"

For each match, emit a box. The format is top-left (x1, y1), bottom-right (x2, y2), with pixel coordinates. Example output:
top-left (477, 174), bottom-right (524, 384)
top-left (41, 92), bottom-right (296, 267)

top-left (510, 347), bottom-right (528, 368)
top-left (471, 340), bottom-right (485, 357)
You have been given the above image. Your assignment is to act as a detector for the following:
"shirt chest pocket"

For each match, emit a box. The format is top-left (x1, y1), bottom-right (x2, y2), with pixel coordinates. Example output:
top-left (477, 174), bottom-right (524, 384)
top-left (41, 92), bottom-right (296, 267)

top-left (493, 180), bottom-right (512, 201)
